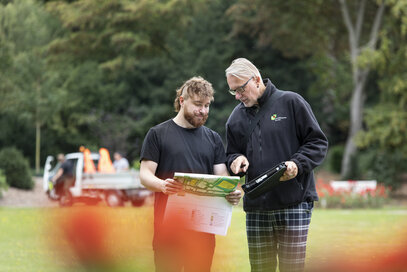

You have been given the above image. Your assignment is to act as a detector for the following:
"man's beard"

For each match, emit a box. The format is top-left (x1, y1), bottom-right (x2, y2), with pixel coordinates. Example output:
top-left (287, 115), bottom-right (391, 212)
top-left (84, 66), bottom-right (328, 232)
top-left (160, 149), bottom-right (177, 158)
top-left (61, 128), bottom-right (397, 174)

top-left (184, 109), bottom-right (208, 128)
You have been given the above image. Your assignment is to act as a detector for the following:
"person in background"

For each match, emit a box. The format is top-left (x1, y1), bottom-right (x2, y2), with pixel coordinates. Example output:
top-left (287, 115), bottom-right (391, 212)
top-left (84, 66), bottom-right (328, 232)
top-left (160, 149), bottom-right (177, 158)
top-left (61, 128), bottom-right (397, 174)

top-left (225, 58), bottom-right (328, 272)
top-left (52, 153), bottom-right (75, 200)
top-left (113, 152), bottom-right (129, 171)
top-left (139, 76), bottom-right (242, 272)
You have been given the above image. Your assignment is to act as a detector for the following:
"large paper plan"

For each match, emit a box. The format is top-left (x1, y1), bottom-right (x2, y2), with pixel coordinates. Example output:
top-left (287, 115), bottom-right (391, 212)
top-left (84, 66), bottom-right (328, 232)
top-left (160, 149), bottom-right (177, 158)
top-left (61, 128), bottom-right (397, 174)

top-left (164, 173), bottom-right (240, 236)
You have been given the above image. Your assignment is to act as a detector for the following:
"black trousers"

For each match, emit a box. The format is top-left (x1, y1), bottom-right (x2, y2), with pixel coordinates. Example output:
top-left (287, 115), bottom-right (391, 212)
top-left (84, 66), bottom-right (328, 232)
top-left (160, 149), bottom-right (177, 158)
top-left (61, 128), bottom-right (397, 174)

top-left (55, 174), bottom-right (74, 196)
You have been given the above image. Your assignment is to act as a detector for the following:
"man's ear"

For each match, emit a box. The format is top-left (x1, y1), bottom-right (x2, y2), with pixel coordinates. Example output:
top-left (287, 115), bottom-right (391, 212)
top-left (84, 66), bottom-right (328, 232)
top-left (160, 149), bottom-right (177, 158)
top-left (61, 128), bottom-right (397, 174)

top-left (255, 76), bottom-right (261, 84)
top-left (179, 96), bottom-right (185, 106)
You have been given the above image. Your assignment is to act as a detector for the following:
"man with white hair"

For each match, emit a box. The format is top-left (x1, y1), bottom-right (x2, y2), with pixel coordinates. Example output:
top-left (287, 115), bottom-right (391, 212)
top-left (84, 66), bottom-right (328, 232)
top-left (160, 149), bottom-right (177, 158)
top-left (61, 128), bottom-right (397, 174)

top-left (225, 58), bottom-right (328, 272)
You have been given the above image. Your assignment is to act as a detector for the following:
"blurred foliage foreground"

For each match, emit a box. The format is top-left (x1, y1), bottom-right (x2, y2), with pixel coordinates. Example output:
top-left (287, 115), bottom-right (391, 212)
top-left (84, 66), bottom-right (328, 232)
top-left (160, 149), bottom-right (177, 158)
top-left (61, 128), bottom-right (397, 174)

top-left (0, 207), bottom-right (406, 271)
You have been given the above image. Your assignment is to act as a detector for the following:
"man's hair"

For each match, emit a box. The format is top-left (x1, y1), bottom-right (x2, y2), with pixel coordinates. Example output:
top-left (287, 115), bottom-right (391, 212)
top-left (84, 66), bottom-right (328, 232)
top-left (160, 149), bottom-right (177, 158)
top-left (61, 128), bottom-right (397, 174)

top-left (57, 153), bottom-right (65, 162)
top-left (174, 76), bottom-right (214, 112)
top-left (225, 58), bottom-right (262, 80)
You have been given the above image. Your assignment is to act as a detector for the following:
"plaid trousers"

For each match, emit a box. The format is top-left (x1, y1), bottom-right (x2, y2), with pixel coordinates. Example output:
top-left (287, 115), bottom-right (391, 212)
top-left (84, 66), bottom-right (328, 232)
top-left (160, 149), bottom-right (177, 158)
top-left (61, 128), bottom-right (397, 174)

top-left (246, 201), bottom-right (313, 272)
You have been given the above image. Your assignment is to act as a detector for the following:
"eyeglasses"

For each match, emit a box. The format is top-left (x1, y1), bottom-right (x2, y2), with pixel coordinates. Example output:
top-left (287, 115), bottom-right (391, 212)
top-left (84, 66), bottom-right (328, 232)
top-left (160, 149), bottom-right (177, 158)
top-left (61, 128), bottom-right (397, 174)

top-left (228, 76), bottom-right (254, 96)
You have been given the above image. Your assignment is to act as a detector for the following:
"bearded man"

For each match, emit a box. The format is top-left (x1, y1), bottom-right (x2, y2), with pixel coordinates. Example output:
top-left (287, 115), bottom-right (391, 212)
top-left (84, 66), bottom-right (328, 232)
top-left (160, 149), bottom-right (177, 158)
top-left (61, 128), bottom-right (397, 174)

top-left (140, 76), bottom-right (241, 272)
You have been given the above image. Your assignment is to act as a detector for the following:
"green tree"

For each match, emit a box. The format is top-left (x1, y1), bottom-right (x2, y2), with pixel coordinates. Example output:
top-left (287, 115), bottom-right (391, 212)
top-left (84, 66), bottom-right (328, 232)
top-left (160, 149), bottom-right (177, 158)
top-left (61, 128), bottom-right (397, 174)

top-left (44, 0), bottom-right (316, 159)
top-left (44, 0), bottom-right (197, 158)
top-left (337, 0), bottom-right (385, 178)
top-left (0, 0), bottom-right (65, 173)
top-left (228, 0), bottom-right (386, 178)
top-left (356, 0), bottom-right (407, 186)
top-left (1, 0), bottom-right (319, 167)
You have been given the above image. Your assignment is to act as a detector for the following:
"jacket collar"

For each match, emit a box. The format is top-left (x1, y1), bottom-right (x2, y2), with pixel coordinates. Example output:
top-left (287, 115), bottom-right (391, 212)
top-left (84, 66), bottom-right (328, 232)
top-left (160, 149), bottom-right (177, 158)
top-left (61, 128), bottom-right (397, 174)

top-left (244, 78), bottom-right (276, 112)
top-left (257, 78), bottom-right (277, 107)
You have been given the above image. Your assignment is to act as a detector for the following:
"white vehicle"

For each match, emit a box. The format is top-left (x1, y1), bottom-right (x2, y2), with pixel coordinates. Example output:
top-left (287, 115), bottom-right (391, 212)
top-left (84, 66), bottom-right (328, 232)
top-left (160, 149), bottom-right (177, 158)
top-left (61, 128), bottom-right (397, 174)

top-left (43, 152), bottom-right (152, 207)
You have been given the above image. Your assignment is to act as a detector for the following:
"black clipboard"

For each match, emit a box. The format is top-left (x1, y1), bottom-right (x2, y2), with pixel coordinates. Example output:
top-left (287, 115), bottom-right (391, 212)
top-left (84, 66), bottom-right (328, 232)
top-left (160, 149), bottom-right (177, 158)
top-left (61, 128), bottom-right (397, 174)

top-left (241, 162), bottom-right (287, 199)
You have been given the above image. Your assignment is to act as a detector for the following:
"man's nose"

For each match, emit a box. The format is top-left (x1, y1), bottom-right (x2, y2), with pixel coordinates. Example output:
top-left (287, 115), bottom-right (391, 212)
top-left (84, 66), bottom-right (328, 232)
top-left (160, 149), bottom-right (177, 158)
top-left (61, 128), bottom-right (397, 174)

top-left (198, 107), bottom-right (208, 114)
top-left (235, 92), bottom-right (242, 100)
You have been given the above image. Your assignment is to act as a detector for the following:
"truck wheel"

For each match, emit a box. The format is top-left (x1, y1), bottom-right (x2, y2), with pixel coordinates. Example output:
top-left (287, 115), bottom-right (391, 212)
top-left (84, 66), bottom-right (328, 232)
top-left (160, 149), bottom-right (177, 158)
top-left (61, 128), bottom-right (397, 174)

top-left (106, 192), bottom-right (124, 207)
top-left (59, 192), bottom-right (73, 207)
top-left (131, 199), bottom-right (145, 207)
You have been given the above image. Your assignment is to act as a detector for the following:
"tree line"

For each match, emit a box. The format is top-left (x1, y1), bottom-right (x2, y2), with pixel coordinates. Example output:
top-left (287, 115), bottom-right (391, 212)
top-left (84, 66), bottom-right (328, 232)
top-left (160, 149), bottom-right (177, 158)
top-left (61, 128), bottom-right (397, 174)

top-left (0, 0), bottom-right (406, 188)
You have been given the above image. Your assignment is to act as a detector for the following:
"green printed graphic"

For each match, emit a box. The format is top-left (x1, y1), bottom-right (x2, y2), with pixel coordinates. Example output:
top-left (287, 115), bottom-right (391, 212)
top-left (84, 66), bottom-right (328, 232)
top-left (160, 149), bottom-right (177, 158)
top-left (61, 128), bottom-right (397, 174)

top-left (174, 173), bottom-right (239, 197)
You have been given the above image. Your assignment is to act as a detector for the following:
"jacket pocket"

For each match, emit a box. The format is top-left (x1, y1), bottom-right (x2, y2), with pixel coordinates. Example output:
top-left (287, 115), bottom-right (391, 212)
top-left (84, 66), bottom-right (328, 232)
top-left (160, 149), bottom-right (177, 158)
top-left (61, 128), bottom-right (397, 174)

top-left (273, 178), bottom-right (304, 206)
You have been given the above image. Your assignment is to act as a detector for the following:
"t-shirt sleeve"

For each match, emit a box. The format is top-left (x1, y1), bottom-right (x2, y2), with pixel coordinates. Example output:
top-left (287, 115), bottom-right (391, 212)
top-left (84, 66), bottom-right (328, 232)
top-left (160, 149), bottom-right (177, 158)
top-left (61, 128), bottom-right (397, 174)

top-left (140, 128), bottom-right (160, 163)
top-left (61, 162), bottom-right (68, 173)
top-left (213, 132), bottom-right (227, 165)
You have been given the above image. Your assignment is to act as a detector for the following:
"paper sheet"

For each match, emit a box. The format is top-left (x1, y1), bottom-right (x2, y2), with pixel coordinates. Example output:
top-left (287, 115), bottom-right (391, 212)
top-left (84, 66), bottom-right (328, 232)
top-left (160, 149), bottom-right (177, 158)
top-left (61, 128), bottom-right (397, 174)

top-left (165, 193), bottom-right (233, 236)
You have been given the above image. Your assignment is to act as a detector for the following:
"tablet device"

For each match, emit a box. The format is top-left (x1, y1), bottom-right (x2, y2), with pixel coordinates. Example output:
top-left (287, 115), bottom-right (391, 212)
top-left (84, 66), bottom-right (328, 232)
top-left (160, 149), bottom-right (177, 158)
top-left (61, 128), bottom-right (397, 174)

top-left (241, 162), bottom-right (287, 199)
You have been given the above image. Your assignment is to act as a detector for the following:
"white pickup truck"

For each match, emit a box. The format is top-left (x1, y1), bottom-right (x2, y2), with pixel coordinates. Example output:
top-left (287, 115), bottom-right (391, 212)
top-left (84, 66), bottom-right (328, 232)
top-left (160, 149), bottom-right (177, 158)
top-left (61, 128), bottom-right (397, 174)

top-left (43, 152), bottom-right (151, 207)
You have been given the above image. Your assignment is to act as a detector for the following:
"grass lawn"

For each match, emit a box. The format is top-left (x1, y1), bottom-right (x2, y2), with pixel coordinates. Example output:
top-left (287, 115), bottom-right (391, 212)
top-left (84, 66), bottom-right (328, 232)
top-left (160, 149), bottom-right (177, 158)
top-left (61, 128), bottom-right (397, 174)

top-left (0, 205), bottom-right (406, 272)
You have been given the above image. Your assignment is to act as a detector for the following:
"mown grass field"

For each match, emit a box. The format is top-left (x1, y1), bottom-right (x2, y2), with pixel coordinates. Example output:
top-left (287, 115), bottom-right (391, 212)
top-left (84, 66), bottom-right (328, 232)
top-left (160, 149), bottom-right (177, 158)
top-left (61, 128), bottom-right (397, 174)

top-left (0, 206), bottom-right (406, 272)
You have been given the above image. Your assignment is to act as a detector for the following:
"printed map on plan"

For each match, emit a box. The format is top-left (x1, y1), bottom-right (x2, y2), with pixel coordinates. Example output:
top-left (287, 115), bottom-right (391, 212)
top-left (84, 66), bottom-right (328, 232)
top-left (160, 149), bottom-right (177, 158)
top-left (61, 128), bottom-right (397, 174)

top-left (173, 172), bottom-right (240, 197)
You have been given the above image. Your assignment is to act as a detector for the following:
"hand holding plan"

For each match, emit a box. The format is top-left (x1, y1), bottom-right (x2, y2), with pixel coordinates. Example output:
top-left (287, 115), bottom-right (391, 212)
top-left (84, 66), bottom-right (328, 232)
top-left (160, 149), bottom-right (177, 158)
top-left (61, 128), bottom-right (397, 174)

top-left (225, 190), bottom-right (242, 205)
top-left (161, 178), bottom-right (183, 195)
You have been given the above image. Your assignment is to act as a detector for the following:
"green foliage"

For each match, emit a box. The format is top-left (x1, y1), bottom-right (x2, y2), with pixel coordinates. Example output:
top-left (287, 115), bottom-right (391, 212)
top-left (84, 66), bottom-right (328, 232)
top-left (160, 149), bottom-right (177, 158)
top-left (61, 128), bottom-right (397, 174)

top-left (354, 1), bottom-right (407, 188)
top-left (0, 147), bottom-right (34, 190)
top-left (0, 0), bottom-right (66, 171)
top-left (306, 54), bottom-right (352, 145)
top-left (132, 160), bottom-right (141, 170)
top-left (357, 106), bottom-right (407, 154)
top-left (46, 0), bottom-right (190, 66)
top-left (357, 149), bottom-right (407, 189)
top-left (326, 145), bottom-right (345, 174)
top-left (228, 0), bottom-right (397, 179)
top-left (0, 169), bottom-right (8, 198)
top-left (42, 0), bottom-right (202, 159)
top-left (227, 0), bottom-right (346, 58)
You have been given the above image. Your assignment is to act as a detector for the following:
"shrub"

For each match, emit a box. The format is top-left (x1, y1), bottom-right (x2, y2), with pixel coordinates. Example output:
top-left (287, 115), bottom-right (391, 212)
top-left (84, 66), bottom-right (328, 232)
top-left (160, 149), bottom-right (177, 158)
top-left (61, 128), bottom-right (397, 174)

top-left (362, 150), bottom-right (406, 189)
top-left (0, 147), bottom-right (34, 189)
top-left (327, 145), bottom-right (344, 174)
top-left (0, 169), bottom-right (8, 198)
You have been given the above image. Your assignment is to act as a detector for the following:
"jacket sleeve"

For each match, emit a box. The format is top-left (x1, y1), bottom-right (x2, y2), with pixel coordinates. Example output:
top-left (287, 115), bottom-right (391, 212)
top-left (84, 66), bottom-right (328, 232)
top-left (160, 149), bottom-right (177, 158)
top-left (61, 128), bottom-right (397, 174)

top-left (225, 118), bottom-right (245, 175)
top-left (290, 97), bottom-right (328, 175)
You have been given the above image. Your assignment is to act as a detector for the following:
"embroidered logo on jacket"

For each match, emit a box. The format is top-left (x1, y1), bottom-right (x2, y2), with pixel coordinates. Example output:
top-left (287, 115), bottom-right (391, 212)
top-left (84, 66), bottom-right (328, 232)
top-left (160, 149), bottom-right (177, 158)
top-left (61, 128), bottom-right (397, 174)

top-left (271, 114), bottom-right (287, 122)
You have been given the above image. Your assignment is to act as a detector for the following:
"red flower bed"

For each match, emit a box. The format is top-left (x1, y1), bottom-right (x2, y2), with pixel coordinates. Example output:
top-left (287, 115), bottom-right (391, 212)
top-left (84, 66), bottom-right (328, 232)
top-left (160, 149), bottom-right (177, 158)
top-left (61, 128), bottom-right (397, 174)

top-left (315, 179), bottom-right (390, 208)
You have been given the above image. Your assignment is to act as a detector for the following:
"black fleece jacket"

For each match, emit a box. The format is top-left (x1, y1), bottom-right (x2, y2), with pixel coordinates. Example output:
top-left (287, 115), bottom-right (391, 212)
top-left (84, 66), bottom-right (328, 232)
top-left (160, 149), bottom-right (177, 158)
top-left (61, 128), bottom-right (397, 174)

top-left (226, 78), bottom-right (328, 211)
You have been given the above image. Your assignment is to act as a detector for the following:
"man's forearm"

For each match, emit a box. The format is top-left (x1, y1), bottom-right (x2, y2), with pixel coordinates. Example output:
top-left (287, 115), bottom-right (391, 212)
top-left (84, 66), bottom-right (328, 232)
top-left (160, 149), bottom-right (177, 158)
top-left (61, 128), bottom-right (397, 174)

top-left (52, 169), bottom-right (63, 183)
top-left (140, 169), bottom-right (164, 192)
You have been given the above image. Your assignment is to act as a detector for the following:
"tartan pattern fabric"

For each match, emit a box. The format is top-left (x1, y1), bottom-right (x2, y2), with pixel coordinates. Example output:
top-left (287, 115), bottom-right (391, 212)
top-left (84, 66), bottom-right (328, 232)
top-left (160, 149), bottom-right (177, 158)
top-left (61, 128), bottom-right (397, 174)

top-left (246, 202), bottom-right (313, 272)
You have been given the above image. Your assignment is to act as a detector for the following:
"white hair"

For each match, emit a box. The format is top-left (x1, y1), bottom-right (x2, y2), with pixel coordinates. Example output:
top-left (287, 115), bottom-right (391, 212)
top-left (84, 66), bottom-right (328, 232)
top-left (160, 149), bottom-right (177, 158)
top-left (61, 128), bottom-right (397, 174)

top-left (225, 58), bottom-right (262, 80)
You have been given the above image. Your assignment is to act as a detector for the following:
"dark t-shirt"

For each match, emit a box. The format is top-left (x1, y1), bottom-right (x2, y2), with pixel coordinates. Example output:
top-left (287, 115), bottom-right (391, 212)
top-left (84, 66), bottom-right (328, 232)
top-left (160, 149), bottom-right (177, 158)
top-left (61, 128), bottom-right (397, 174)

top-left (60, 160), bottom-right (74, 176)
top-left (140, 119), bottom-right (226, 247)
